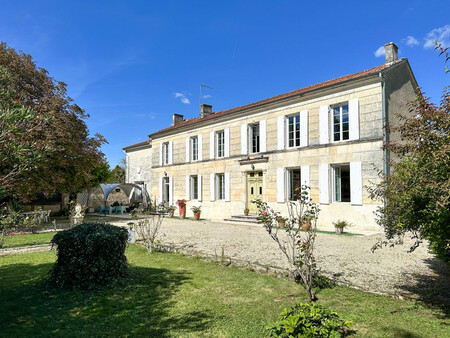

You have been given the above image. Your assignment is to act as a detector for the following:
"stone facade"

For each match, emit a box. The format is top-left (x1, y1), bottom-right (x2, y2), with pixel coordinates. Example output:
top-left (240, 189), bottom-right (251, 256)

top-left (123, 140), bottom-right (152, 198)
top-left (144, 48), bottom-right (417, 231)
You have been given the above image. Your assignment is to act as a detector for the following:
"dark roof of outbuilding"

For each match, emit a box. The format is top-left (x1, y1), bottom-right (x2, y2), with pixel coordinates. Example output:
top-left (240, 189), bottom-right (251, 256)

top-left (122, 140), bottom-right (151, 150)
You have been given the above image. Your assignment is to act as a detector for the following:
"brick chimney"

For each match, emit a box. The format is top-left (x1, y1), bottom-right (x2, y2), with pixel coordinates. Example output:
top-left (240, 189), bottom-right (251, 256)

top-left (385, 42), bottom-right (398, 64)
top-left (200, 104), bottom-right (212, 118)
top-left (172, 113), bottom-right (184, 126)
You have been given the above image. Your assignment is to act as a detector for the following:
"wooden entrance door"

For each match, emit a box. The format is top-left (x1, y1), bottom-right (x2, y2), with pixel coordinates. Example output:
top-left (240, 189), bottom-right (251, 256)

top-left (247, 171), bottom-right (263, 214)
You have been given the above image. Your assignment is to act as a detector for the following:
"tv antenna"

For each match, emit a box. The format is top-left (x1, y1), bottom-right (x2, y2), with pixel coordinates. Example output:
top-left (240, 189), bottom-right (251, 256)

top-left (200, 83), bottom-right (213, 107)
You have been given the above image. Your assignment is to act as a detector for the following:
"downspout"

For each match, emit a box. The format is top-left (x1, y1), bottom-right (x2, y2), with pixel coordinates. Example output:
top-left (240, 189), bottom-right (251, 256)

top-left (379, 72), bottom-right (388, 178)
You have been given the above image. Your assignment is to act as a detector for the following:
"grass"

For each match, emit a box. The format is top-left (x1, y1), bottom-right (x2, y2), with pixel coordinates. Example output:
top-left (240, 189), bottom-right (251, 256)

top-left (0, 246), bottom-right (448, 337)
top-left (2, 232), bottom-right (55, 248)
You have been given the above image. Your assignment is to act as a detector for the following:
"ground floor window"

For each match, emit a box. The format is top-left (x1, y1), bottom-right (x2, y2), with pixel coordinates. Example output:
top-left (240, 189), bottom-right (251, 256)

top-left (333, 164), bottom-right (350, 202)
top-left (216, 173), bottom-right (225, 200)
top-left (287, 168), bottom-right (301, 200)
top-left (163, 177), bottom-right (170, 204)
top-left (190, 175), bottom-right (198, 200)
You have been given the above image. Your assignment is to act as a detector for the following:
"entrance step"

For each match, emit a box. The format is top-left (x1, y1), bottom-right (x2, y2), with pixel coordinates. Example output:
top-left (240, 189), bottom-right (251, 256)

top-left (224, 215), bottom-right (262, 224)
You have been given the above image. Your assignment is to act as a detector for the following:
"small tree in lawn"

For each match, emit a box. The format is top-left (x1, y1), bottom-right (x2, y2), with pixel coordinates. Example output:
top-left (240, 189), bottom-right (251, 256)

top-left (254, 185), bottom-right (320, 301)
top-left (133, 213), bottom-right (163, 254)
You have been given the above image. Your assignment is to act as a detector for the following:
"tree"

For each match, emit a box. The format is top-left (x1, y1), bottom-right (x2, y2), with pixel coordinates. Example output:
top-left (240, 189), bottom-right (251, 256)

top-left (370, 44), bottom-right (450, 262)
top-left (0, 42), bottom-right (106, 201)
top-left (108, 165), bottom-right (126, 183)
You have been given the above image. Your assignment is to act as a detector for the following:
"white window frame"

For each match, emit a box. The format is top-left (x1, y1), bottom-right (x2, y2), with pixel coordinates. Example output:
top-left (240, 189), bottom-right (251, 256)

top-left (191, 136), bottom-right (198, 162)
top-left (249, 123), bottom-right (261, 154)
top-left (286, 167), bottom-right (301, 200)
top-left (331, 103), bottom-right (350, 143)
top-left (331, 164), bottom-right (351, 203)
top-left (216, 130), bottom-right (225, 158)
top-left (286, 115), bottom-right (301, 148)
top-left (216, 173), bottom-right (225, 200)
top-left (190, 175), bottom-right (199, 200)
top-left (162, 142), bottom-right (169, 165)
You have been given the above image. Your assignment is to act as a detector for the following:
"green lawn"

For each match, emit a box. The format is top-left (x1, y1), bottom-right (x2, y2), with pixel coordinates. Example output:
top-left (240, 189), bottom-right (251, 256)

top-left (2, 232), bottom-right (55, 248)
top-left (0, 246), bottom-right (448, 337)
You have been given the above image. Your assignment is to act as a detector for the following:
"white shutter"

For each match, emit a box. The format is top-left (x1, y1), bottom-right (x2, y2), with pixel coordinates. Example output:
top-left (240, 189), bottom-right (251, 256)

top-left (319, 164), bottom-right (329, 204)
top-left (185, 137), bottom-right (190, 162)
top-left (168, 177), bottom-right (173, 205)
top-left (350, 161), bottom-right (362, 205)
top-left (276, 167), bottom-right (285, 203)
top-left (241, 124), bottom-right (248, 154)
top-left (319, 105), bottom-right (329, 144)
top-left (349, 98), bottom-right (359, 141)
top-left (210, 173), bottom-right (215, 201)
top-left (159, 177), bottom-right (163, 203)
top-left (198, 174), bottom-right (202, 201)
top-left (301, 165), bottom-right (310, 201)
top-left (168, 141), bottom-right (173, 164)
top-left (225, 172), bottom-right (231, 201)
top-left (159, 143), bottom-right (163, 166)
top-left (224, 128), bottom-right (230, 157)
top-left (185, 175), bottom-right (190, 200)
top-left (210, 132), bottom-right (215, 159)
top-left (198, 134), bottom-right (203, 160)
top-left (300, 110), bottom-right (308, 147)
top-left (277, 115), bottom-right (285, 150)
top-left (260, 120), bottom-right (267, 152)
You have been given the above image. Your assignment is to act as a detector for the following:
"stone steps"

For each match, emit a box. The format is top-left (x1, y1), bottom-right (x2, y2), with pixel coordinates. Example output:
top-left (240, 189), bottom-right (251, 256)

top-left (224, 215), bottom-right (262, 224)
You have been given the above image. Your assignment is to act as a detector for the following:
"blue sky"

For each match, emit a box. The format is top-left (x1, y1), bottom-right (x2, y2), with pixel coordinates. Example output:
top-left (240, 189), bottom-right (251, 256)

top-left (1, 1), bottom-right (449, 166)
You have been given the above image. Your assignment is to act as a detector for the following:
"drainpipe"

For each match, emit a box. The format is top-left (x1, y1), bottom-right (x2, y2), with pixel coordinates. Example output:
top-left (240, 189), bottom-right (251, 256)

top-left (379, 72), bottom-right (388, 178)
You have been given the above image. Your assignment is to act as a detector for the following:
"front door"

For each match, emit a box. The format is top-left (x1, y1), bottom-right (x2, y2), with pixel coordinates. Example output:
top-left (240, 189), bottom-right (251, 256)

top-left (247, 171), bottom-right (263, 214)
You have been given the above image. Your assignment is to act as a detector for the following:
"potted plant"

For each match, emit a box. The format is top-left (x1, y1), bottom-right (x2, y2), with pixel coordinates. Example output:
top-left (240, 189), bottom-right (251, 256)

top-left (191, 205), bottom-right (201, 220)
top-left (244, 208), bottom-right (249, 216)
top-left (167, 206), bottom-right (176, 218)
top-left (176, 199), bottom-right (187, 219)
top-left (276, 215), bottom-right (288, 228)
top-left (301, 211), bottom-right (314, 231)
top-left (333, 220), bottom-right (349, 234)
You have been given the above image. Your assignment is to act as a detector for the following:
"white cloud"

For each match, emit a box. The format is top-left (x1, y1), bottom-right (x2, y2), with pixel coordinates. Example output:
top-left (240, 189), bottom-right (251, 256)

top-left (203, 94), bottom-right (212, 99)
top-left (404, 35), bottom-right (419, 47)
top-left (173, 92), bottom-right (191, 105)
top-left (424, 25), bottom-right (450, 49)
top-left (374, 46), bottom-right (385, 58)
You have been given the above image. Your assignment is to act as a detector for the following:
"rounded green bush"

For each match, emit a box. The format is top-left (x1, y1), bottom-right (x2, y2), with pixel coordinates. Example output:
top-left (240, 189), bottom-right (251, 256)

top-left (49, 222), bottom-right (129, 289)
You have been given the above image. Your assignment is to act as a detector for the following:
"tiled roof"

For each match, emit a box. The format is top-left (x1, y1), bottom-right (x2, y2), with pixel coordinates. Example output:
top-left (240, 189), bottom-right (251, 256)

top-left (123, 139), bottom-right (151, 150)
top-left (150, 59), bottom-right (404, 137)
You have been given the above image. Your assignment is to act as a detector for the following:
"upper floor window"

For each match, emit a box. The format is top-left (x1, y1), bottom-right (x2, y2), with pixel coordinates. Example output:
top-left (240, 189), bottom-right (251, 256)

top-left (249, 123), bottom-right (260, 153)
top-left (162, 142), bottom-right (169, 165)
top-left (332, 103), bottom-right (349, 142)
top-left (216, 130), bottom-right (225, 158)
top-left (191, 136), bottom-right (198, 161)
top-left (287, 115), bottom-right (300, 148)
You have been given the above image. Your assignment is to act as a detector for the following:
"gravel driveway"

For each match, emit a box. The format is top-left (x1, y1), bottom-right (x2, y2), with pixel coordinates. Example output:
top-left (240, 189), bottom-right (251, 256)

top-left (115, 218), bottom-right (450, 304)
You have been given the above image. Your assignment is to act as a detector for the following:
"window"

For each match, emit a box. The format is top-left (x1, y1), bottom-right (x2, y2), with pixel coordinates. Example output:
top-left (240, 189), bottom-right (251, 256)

top-left (333, 164), bottom-right (350, 202)
top-left (163, 177), bottom-right (170, 204)
top-left (191, 136), bottom-right (198, 161)
top-left (332, 103), bottom-right (349, 142)
top-left (287, 115), bottom-right (300, 147)
top-left (216, 173), bottom-right (225, 200)
top-left (162, 142), bottom-right (169, 165)
top-left (249, 123), bottom-right (260, 153)
top-left (287, 168), bottom-right (301, 200)
top-left (216, 130), bottom-right (225, 158)
top-left (190, 175), bottom-right (199, 200)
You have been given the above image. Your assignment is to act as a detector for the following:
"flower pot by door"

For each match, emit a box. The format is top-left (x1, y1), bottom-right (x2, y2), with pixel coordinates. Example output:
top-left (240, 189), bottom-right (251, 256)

top-left (179, 206), bottom-right (186, 219)
top-left (168, 210), bottom-right (174, 217)
top-left (335, 227), bottom-right (344, 234)
top-left (302, 220), bottom-right (311, 231)
top-left (194, 213), bottom-right (200, 220)
top-left (278, 220), bottom-right (286, 228)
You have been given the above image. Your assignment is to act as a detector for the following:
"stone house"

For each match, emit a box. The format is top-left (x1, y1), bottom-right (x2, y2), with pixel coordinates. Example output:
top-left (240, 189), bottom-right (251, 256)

top-left (123, 140), bottom-right (153, 202)
top-left (147, 43), bottom-right (418, 230)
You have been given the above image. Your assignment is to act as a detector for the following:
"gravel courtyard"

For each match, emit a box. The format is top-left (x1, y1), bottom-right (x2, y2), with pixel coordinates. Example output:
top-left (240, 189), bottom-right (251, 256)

top-left (115, 218), bottom-right (449, 303)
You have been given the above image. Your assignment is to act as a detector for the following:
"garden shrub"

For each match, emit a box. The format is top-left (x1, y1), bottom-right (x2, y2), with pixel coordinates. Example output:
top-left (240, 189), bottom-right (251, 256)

top-left (49, 222), bottom-right (129, 289)
top-left (267, 302), bottom-right (354, 337)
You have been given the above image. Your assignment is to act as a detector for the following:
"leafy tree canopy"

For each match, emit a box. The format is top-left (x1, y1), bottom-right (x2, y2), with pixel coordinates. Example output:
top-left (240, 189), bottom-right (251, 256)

top-left (0, 42), bottom-right (106, 201)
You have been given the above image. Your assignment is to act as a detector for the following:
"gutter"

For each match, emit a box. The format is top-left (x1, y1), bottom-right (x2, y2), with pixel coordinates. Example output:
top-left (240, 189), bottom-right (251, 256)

top-left (379, 72), bottom-right (388, 179)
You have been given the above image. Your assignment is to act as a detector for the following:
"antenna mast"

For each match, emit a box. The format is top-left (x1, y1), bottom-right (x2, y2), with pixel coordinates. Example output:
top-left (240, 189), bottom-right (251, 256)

top-left (200, 83), bottom-right (213, 108)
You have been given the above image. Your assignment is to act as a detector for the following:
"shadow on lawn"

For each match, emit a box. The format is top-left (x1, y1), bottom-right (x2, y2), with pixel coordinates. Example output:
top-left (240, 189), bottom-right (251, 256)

top-left (0, 262), bottom-right (214, 336)
top-left (396, 257), bottom-right (450, 319)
